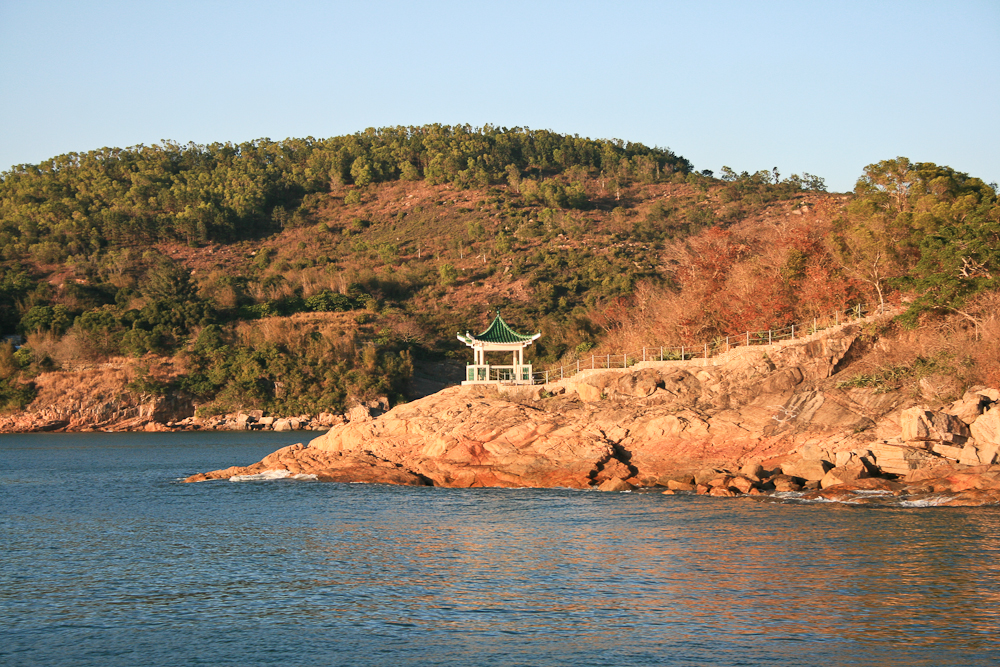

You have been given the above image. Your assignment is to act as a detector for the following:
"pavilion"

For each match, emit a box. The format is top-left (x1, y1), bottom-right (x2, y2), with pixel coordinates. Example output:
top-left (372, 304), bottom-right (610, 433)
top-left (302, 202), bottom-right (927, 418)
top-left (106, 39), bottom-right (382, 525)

top-left (458, 312), bottom-right (541, 385)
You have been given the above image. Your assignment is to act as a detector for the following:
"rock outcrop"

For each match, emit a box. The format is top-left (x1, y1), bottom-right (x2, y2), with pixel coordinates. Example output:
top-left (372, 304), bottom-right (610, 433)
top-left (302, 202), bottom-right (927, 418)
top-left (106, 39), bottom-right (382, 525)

top-left (181, 323), bottom-right (1000, 506)
top-left (190, 387), bottom-right (623, 488)
top-left (185, 443), bottom-right (429, 485)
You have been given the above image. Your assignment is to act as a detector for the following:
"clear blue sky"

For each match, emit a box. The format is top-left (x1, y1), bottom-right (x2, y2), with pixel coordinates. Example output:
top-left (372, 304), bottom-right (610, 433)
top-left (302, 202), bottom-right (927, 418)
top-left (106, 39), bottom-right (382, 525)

top-left (2, 0), bottom-right (998, 193)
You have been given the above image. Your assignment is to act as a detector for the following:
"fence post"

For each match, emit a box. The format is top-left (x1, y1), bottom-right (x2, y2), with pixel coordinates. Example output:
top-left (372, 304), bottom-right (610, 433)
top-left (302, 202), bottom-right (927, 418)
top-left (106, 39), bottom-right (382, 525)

top-left (660, 346), bottom-right (663, 361)
top-left (560, 366), bottom-right (564, 380)
top-left (747, 331), bottom-right (750, 346)
top-left (545, 370), bottom-right (549, 384)
top-left (607, 354), bottom-right (610, 369)
top-left (681, 345), bottom-right (684, 360)
top-left (704, 342), bottom-right (708, 359)
top-left (768, 329), bottom-right (772, 345)
top-left (643, 347), bottom-right (646, 362)
top-left (726, 336), bottom-right (729, 352)
top-left (592, 354), bottom-right (595, 369)
top-left (577, 359), bottom-right (580, 374)
top-left (791, 324), bottom-right (795, 340)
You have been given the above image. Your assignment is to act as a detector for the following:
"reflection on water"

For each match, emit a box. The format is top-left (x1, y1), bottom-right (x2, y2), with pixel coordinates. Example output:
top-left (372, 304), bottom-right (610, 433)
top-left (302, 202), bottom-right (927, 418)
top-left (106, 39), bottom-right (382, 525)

top-left (2, 433), bottom-right (1000, 666)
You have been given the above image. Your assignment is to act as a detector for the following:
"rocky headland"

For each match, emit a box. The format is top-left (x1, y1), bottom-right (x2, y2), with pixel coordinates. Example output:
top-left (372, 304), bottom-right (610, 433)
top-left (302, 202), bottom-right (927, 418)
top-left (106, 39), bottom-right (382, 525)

top-left (0, 362), bottom-right (361, 434)
top-left (186, 320), bottom-right (1000, 506)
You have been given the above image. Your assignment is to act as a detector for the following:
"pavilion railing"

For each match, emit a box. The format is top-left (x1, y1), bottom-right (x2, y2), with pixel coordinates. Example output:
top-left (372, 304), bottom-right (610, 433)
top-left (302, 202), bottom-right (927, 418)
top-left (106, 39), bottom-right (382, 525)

top-left (465, 364), bottom-right (534, 384)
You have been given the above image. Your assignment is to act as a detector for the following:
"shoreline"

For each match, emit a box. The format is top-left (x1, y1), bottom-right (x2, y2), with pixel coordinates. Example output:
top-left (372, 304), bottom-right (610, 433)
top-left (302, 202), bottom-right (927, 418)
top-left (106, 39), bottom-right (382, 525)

top-left (182, 379), bottom-right (1000, 506)
top-left (0, 404), bottom-right (385, 434)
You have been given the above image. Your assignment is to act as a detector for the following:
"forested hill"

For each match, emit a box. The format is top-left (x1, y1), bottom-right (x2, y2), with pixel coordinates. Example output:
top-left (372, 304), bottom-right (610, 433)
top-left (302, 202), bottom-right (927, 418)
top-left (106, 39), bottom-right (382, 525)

top-left (1, 125), bottom-right (998, 419)
top-left (0, 125), bottom-right (690, 247)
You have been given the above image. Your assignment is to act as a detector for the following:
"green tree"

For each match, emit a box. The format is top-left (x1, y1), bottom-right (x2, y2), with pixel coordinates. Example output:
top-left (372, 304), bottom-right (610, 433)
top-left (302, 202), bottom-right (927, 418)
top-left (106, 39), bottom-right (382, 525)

top-left (855, 157), bottom-right (915, 214)
top-left (350, 157), bottom-right (375, 187)
top-left (18, 304), bottom-right (71, 335)
top-left (901, 164), bottom-right (999, 315)
top-left (438, 263), bottom-right (458, 286)
top-left (836, 157), bottom-right (1000, 315)
top-left (832, 158), bottom-right (921, 312)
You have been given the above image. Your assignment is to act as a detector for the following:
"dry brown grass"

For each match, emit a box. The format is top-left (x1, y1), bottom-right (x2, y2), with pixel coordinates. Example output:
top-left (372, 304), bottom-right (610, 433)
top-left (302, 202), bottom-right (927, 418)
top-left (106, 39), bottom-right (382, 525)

top-left (29, 367), bottom-right (130, 408)
top-left (832, 291), bottom-right (1000, 395)
top-left (23, 353), bottom-right (186, 413)
top-left (232, 312), bottom-right (362, 352)
top-left (25, 330), bottom-right (98, 367)
top-left (296, 266), bottom-right (351, 297)
top-left (956, 291), bottom-right (1000, 387)
top-left (197, 270), bottom-right (242, 308)
top-left (247, 280), bottom-right (297, 303)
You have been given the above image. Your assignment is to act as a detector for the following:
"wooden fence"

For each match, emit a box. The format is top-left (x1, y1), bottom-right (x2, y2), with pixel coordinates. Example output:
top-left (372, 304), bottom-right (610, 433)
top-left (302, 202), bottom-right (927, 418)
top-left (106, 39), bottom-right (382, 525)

top-left (534, 303), bottom-right (885, 385)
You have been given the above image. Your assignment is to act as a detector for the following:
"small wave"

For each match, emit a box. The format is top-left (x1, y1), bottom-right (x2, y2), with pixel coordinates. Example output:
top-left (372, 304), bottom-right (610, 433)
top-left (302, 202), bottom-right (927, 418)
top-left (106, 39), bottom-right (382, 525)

top-left (229, 470), bottom-right (317, 482)
top-left (900, 496), bottom-right (952, 508)
top-left (771, 491), bottom-right (806, 499)
top-left (853, 489), bottom-right (892, 496)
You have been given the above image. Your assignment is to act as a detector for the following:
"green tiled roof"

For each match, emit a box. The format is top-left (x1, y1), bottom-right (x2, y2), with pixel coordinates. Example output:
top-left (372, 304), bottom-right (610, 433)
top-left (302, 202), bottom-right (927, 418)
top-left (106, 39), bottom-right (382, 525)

top-left (459, 312), bottom-right (540, 345)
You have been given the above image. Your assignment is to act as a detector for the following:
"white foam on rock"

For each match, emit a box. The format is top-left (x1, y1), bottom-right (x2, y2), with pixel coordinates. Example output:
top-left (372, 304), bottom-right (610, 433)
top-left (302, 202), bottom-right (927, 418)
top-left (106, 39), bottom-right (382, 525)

top-left (771, 491), bottom-right (805, 499)
top-left (900, 496), bottom-right (952, 508)
top-left (229, 470), bottom-right (318, 482)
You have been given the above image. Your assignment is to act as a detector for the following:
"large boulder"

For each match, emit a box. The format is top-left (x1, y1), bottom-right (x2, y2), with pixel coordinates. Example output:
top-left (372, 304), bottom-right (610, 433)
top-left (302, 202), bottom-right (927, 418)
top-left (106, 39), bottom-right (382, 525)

top-left (867, 442), bottom-right (939, 476)
top-left (820, 462), bottom-right (869, 489)
top-left (575, 382), bottom-right (603, 402)
top-left (592, 458), bottom-right (632, 485)
top-left (781, 458), bottom-right (832, 481)
top-left (971, 406), bottom-right (1000, 449)
top-left (958, 444), bottom-right (996, 466)
top-left (611, 369), bottom-right (662, 398)
top-left (347, 404), bottom-right (373, 422)
top-left (945, 389), bottom-right (996, 425)
top-left (769, 474), bottom-right (803, 492)
top-left (729, 476), bottom-right (756, 494)
top-left (598, 477), bottom-right (634, 492)
top-left (739, 460), bottom-right (765, 480)
top-left (899, 407), bottom-right (970, 444)
top-left (931, 443), bottom-right (965, 461)
top-left (798, 443), bottom-right (832, 462)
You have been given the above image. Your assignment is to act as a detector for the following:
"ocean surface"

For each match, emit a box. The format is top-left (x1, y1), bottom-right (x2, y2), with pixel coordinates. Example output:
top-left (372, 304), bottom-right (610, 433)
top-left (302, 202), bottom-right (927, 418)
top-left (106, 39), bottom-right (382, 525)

top-left (2, 432), bottom-right (1000, 667)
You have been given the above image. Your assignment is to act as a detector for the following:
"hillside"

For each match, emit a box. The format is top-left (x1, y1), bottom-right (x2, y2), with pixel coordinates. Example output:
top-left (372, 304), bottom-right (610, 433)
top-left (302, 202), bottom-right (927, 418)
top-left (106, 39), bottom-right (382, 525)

top-left (1, 126), bottom-right (998, 424)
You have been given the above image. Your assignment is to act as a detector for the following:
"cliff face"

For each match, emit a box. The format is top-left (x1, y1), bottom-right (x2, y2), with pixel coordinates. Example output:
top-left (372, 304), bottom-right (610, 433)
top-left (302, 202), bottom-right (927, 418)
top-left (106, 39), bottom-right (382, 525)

top-left (187, 317), bottom-right (1000, 505)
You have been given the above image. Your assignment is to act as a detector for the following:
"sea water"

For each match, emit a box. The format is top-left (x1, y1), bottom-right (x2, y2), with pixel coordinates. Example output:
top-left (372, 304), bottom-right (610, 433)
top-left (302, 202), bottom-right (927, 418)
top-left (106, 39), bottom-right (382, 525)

top-left (2, 432), bottom-right (999, 667)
